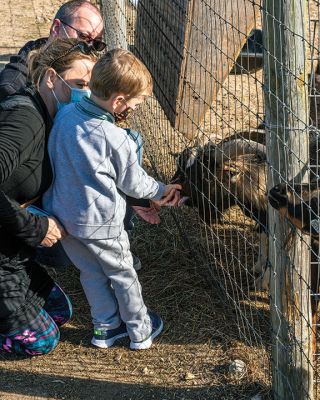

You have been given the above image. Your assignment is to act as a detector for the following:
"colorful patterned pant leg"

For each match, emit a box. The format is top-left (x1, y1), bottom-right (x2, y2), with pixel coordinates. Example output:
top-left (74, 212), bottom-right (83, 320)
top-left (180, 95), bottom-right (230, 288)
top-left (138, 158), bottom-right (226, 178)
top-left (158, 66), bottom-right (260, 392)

top-left (43, 283), bottom-right (72, 326)
top-left (0, 309), bottom-right (60, 356)
top-left (0, 284), bottom-right (72, 356)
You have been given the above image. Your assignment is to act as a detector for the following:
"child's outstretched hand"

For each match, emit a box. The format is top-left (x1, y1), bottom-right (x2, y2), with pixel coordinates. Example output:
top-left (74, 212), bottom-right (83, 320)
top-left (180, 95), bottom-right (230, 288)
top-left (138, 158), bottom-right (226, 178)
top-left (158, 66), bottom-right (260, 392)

top-left (153, 184), bottom-right (182, 207)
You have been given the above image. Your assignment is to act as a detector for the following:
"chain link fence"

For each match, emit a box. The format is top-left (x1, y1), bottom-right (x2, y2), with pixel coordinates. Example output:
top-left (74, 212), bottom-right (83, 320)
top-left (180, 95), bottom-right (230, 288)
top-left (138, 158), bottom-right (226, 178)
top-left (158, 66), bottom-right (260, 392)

top-left (99, 0), bottom-right (320, 398)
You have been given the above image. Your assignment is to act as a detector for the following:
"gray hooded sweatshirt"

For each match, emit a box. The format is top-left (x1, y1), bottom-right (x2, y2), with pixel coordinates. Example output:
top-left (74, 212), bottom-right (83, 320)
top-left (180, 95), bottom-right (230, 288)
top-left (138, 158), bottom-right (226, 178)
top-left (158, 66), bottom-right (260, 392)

top-left (43, 97), bottom-right (165, 239)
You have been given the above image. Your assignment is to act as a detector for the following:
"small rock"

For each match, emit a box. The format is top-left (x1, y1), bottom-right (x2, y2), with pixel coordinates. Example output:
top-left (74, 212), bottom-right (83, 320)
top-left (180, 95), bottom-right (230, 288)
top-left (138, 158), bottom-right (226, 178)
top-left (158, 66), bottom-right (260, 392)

top-left (142, 367), bottom-right (149, 375)
top-left (250, 395), bottom-right (262, 400)
top-left (184, 372), bottom-right (195, 380)
top-left (114, 354), bottom-right (122, 363)
top-left (229, 359), bottom-right (246, 375)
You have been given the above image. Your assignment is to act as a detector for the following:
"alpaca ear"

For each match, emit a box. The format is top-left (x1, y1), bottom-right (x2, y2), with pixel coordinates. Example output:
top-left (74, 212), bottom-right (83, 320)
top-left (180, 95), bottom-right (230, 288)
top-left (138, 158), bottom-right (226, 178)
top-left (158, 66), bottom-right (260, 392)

top-left (185, 148), bottom-right (198, 169)
top-left (202, 143), bottom-right (217, 171)
top-left (172, 147), bottom-right (198, 171)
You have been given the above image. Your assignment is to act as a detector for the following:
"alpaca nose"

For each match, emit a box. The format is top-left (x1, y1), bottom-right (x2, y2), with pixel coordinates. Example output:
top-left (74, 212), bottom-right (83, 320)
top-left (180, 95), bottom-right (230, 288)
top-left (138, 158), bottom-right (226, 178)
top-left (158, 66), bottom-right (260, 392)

top-left (269, 184), bottom-right (288, 209)
top-left (273, 185), bottom-right (279, 191)
top-left (273, 184), bottom-right (286, 195)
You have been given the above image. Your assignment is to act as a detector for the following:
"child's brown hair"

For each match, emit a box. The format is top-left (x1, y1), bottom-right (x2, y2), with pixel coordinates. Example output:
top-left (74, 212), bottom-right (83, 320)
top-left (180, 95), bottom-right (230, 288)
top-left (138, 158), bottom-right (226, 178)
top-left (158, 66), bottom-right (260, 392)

top-left (89, 49), bottom-right (153, 100)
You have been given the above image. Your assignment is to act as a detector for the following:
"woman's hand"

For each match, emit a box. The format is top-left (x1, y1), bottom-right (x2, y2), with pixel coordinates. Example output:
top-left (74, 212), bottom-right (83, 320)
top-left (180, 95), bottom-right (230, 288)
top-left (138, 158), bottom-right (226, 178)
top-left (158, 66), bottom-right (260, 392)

top-left (41, 216), bottom-right (67, 247)
top-left (132, 203), bottom-right (161, 224)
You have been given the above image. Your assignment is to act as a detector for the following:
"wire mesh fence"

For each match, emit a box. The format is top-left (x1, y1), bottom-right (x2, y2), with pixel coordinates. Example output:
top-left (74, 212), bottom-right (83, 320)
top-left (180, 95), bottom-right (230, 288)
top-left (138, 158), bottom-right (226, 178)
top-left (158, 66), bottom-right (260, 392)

top-left (99, 0), bottom-right (320, 398)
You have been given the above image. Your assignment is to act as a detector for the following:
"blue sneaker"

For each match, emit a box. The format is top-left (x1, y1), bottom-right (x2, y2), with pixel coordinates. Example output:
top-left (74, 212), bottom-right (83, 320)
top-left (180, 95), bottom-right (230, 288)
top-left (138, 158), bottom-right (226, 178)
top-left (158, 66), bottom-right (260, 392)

top-left (130, 311), bottom-right (163, 350)
top-left (91, 322), bottom-right (128, 348)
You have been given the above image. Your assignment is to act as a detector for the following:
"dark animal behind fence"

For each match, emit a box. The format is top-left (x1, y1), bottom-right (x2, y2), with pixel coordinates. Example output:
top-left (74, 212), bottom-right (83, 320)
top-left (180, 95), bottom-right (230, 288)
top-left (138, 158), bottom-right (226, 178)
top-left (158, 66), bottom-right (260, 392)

top-left (170, 137), bottom-right (269, 286)
top-left (269, 180), bottom-right (320, 356)
top-left (171, 138), bottom-right (268, 229)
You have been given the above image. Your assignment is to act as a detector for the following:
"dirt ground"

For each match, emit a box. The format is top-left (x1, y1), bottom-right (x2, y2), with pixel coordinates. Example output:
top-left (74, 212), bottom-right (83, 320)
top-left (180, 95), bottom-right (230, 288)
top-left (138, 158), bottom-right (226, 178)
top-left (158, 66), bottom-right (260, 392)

top-left (0, 1), bottom-right (273, 400)
top-left (0, 1), bottom-right (64, 67)
top-left (0, 210), bottom-right (271, 400)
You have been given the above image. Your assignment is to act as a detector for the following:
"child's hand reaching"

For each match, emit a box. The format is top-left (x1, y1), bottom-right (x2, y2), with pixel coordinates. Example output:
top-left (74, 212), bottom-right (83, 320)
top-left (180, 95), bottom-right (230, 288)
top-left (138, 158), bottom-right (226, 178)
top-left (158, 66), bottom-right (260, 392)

top-left (132, 184), bottom-right (182, 225)
top-left (153, 184), bottom-right (182, 207)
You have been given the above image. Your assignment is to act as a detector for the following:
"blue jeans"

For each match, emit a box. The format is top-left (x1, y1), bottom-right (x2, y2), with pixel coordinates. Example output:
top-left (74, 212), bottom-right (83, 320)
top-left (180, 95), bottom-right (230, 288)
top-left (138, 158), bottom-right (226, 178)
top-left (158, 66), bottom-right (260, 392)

top-left (124, 128), bottom-right (144, 165)
top-left (36, 129), bottom-right (144, 267)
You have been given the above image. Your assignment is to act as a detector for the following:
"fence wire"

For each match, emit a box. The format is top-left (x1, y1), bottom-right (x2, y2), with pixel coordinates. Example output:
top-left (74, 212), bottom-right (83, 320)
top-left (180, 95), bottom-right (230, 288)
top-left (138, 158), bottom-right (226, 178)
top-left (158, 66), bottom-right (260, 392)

top-left (99, 0), bottom-right (320, 398)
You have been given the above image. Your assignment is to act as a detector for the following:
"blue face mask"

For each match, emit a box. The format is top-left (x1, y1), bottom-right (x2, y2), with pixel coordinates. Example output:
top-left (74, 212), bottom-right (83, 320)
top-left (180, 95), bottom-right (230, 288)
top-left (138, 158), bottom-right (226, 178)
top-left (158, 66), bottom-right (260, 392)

top-left (70, 87), bottom-right (91, 103)
top-left (52, 74), bottom-right (91, 111)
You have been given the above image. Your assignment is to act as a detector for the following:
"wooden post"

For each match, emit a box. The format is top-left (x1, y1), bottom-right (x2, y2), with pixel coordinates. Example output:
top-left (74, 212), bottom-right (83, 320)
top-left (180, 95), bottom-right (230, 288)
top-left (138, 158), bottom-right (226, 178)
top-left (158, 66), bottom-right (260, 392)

top-left (175, 0), bottom-right (257, 138)
top-left (101, 0), bottom-right (127, 50)
top-left (263, 0), bottom-right (313, 399)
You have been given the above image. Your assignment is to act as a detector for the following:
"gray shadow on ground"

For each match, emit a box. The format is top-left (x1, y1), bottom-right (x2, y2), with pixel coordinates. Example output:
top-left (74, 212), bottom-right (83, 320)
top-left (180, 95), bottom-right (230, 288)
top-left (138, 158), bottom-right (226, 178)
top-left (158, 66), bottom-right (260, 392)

top-left (0, 368), bottom-right (270, 400)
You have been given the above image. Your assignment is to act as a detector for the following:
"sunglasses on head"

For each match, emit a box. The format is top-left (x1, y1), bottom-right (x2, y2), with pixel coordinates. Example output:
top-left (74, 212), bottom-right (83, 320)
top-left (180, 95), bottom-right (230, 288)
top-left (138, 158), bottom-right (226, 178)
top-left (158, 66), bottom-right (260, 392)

top-left (49, 41), bottom-right (94, 67)
top-left (60, 20), bottom-right (106, 52)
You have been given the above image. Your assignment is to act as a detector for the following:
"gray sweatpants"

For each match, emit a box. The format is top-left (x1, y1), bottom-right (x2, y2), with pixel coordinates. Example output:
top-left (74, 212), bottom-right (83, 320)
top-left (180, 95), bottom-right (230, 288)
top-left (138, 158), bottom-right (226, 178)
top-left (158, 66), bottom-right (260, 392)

top-left (61, 230), bottom-right (152, 342)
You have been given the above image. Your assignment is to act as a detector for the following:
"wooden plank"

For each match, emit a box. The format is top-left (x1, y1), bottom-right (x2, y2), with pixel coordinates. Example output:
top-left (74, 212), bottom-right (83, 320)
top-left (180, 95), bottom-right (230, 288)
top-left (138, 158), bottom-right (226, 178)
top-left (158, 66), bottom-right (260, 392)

top-left (176, 0), bottom-right (257, 138)
top-left (135, 0), bottom-right (258, 139)
top-left (135, 0), bottom-right (189, 126)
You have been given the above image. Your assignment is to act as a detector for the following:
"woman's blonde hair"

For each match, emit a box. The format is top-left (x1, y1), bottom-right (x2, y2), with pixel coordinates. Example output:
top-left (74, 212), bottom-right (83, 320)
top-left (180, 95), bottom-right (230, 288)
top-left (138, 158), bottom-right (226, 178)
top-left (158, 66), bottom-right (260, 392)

top-left (28, 38), bottom-right (97, 88)
top-left (90, 49), bottom-right (153, 100)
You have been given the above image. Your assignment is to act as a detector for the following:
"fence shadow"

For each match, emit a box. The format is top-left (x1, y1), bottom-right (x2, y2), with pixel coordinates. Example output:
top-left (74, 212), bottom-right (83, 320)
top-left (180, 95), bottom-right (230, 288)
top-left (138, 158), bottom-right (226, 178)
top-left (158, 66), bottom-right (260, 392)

top-left (0, 368), bottom-right (270, 400)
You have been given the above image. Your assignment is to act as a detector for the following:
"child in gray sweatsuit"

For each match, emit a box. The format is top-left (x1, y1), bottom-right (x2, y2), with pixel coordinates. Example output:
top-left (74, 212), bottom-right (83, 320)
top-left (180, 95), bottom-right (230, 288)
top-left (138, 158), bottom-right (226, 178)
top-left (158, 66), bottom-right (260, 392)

top-left (43, 49), bottom-right (181, 350)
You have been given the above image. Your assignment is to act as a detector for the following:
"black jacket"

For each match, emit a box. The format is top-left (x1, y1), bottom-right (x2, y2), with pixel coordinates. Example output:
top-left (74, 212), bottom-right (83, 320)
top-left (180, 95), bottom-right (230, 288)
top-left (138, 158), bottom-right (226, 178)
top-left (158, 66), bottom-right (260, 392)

top-left (0, 86), bottom-right (54, 333)
top-left (0, 38), bottom-right (47, 102)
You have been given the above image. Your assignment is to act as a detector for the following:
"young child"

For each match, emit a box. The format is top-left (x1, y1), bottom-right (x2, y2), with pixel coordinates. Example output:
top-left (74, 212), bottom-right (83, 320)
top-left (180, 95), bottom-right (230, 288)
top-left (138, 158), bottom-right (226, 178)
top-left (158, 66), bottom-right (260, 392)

top-left (43, 49), bottom-right (181, 350)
